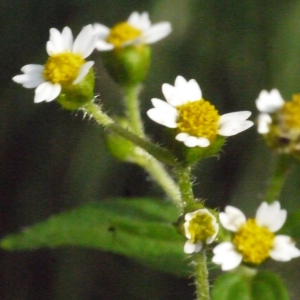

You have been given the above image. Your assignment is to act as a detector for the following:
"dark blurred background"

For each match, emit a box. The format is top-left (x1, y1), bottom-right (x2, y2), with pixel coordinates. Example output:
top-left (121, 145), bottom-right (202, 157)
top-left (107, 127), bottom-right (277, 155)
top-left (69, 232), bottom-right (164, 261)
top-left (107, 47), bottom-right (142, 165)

top-left (2, 0), bottom-right (300, 299)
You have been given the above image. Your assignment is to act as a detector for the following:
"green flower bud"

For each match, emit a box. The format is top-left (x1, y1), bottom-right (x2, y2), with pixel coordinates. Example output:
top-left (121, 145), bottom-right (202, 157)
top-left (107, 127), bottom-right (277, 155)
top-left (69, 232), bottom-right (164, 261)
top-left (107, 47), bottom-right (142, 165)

top-left (102, 45), bottom-right (151, 86)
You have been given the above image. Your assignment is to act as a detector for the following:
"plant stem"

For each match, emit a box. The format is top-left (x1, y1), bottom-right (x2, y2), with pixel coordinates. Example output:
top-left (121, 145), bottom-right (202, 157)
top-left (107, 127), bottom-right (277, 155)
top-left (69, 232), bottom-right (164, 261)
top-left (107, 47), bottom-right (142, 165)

top-left (83, 101), bottom-right (181, 206)
top-left (265, 154), bottom-right (291, 203)
top-left (124, 84), bottom-right (145, 137)
top-left (82, 102), bottom-right (176, 166)
top-left (194, 251), bottom-right (210, 300)
top-left (135, 153), bottom-right (182, 207)
top-left (176, 166), bottom-right (194, 207)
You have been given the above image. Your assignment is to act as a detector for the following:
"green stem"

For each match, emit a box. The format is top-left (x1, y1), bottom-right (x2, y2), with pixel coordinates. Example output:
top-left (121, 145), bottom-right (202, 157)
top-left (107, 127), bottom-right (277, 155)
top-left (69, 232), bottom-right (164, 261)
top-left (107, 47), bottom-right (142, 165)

top-left (124, 84), bottom-right (145, 137)
top-left (82, 102), bottom-right (177, 166)
top-left (265, 154), bottom-right (291, 203)
top-left (194, 251), bottom-right (210, 300)
top-left (135, 154), bottom-right (182, 207)
top-left (176, 166), bottom-right (194, 207)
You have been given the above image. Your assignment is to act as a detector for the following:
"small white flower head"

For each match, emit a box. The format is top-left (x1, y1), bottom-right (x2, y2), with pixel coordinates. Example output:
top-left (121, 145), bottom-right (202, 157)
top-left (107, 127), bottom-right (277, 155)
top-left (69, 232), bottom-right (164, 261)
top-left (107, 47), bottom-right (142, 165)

top-left (147, 76), bottom-right (254, 148)
top-left (255, 89), bottom-right (284, 134)
top-left (93, 11), bottom-right (172, 50)
top-left (183, 208), bottom-right (219, 254)
top-left (12, 25), bottom-right (96, 103)
top-left (212, 201), bottom-right (300, 271)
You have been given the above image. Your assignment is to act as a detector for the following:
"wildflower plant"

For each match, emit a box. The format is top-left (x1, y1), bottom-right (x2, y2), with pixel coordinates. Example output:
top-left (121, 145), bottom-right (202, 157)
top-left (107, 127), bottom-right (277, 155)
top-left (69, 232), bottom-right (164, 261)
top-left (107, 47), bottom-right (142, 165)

top-left (6, 10), bottom-right (300, 300)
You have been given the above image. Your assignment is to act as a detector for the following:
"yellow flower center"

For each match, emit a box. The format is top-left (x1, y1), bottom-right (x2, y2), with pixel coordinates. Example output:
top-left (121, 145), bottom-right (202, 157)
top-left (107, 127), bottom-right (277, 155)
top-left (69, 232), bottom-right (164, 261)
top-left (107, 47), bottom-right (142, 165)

top-left (280, 94), bottom-right (300, 129)
top-left (106, 22), bottom-right (142, 48)
top-left (233, 219), bottom-right (275, 264)
top-left (186, 211), bottom-right (216, 243)
top-left (176, 100), bottom-right (220, 141)
top-left (43, 52), bottom-right (85, 85)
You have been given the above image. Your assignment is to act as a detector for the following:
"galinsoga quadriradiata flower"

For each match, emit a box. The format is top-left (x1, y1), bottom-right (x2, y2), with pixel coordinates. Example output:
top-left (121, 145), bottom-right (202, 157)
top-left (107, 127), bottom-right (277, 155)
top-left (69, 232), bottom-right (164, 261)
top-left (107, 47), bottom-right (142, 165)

top-left (183, 209), bottom-right (219, 254)
top-left (147, 76), bottom-right (254, 147)
top-left (93, 11), bottom-right (171, 50)
top-left (212, 201), bottom-right (300, 271)
top-left (12, 26), bottom-right (96, 103)
top-left (256, 89), bottom-right (300, 156)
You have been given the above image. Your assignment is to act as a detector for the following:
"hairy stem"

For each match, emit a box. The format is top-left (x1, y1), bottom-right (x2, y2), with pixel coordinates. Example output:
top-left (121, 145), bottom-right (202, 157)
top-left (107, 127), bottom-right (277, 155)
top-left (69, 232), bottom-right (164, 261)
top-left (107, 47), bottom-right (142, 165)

top-left (194, 251), bottom-right (210, 300)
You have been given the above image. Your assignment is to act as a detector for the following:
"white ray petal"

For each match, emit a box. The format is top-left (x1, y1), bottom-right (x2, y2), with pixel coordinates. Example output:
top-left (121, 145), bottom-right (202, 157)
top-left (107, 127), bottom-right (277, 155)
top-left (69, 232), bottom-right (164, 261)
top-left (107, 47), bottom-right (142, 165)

top-left (73, 61), bottom-right (94, 84)
top-left (219, 111), bottom-right (251, 125)
top-left (257, 113), bottom-right (272, 134)
top-left (218, 120), bottom-right (254, 136)
top-left (147, 108), bottom-right (177, 128)
top-left (95, 40), bottom-right (114, 51)
top-left (93, 23), bottom-right (110, 38)
top-left (256, 201), bottom-right (287, 232)
top-left (48, 28), bottom-right (64, 54)
top-left (62, 26), bottom-right (73, 51)
top-left (21, 64), bottom-right (44, 74)
top-left (212, 242), bottom-right (243, 271)
top-left (270, 235), bottom-right (300, 261)
top-left (184, 241), bottom-right (202, 254)
top-left (73, 25), bottom-right (96, 57)
top-left (219, 206), bottom-right (246, 231)
top-left (45, 83), bottom-right (61, 102)
top-left (185, 79), bottom-right (202, 101)
top-left (143, 22), bottom-right (172, 44)
top-left (34, 82), bottom-right (59, 103)
top-left (255, 89), bottom-right (284, 113)
top-left (162, 83), bottom-right (176, 105)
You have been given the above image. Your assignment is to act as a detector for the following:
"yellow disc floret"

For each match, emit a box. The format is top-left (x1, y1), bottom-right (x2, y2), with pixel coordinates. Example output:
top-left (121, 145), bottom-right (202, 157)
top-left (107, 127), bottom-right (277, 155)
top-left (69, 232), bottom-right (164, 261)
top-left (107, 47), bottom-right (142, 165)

top-left (186, 211), bottom-right (216, 243)
top-left (106, 22), bottom-right (142, 48)
top-left (43, 52), bottom-right (85, 85)
top-left (233, 219), bottom-right (275, 264)
top-left (280, 94), bottom-right (300, 129)
top-left (176, 100), bottom-right (220, 141)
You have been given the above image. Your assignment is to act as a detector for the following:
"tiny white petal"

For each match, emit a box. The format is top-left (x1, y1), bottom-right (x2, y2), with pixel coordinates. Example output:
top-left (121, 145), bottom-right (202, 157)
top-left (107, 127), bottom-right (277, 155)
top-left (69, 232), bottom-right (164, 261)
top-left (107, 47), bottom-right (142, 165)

top-left (23, 77), bottom-right (45, 88)
top-left (175, 132), bottom-right (189, 142)
top-left (184, 240), bottom-right (203, 254)
top-left (93, 23), bottom-right (110, 38)
top-left (218, 120), bottom-right (254, 136)
top-left (73, 61), bottom-right (94, 84)
top-left (47, 28), bottom-right (64, 54)
top-left (21, 64), bottom-right (44, 74)
top-left (185, 79), bottom-right (202, 102)
top-left (219, 206), bottom-right (246, 232)
top-left (162, 83), bottom-right (175, 104)
top-left (196, 137), bottom-right (210, 147)
top-left (174, 76), bottom-right (187, 87)
top-left (34, 82), bottom-right (60, 103)
top-left (219, 111), bottom-right (251, 126)
top-left (62, 26), bottom-right (73, 51)
top-left (143, 22), bottom-right (172, 44)
top-left (147, 108), bottom-right (178, 128)
top-left (256, 201), bottom-right (287, 232)
top-left (73, 25), bottom-right (96, 57)
top-left (257, 113), bottom-right (272, 134)
top-left (95, 40), bottom-right (114, 51)
top-left (183, 136), bottom-right (200, 147)
top-left (270, 235), bottom-right (300, 261)
top-left (255, 89), bottom-right (284, 113)
top-left (212, 242), bottom-right (243, 271)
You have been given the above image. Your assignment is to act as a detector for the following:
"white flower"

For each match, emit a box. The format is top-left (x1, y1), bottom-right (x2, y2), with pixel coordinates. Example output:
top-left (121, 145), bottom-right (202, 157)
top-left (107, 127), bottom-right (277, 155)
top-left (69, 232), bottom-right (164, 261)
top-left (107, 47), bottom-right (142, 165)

top-left (12, 25), bottom-right (96, 103)
top-left (147, 76), bottom-right (254, 147)
top-left (93, 11), bottom-right (171, 50)
top-left (255, 89), bottom-right (284, 134)
top-left (212, 201), bottom-right (300, 271)
top-left (183, 208), bottom-right (219, 254)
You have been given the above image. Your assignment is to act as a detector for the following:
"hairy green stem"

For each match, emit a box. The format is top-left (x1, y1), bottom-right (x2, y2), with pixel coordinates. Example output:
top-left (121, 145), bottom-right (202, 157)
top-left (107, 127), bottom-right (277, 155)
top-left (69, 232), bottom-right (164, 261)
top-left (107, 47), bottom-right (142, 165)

top-left (124, 84), bottom-right (145, 137)
top-left (265, 154), bottom-right (291, 203)
top-left (82, 101), bottom-right (181, 206)
top-left (176, 166), bottom-right (194, 206)
top-left (194, 251), bottom-right (210, 300)
top-left (135, 154), bottom-right (182, 207)
top-left (83, 102), bottom-right (176, 166)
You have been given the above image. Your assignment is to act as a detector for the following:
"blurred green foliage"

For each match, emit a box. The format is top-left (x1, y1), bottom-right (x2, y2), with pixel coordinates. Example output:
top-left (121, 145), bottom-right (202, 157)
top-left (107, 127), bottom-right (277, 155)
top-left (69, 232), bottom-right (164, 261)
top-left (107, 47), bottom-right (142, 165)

top-left (2, 0), bottom-right (300, 299)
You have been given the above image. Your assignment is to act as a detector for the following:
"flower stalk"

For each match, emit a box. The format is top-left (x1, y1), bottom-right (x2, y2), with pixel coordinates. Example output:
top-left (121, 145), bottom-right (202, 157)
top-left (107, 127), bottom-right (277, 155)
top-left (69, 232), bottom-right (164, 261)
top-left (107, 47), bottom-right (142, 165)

top-left (194, 251), bottom-right (210, 300)
top-left (265, 154), bottom-right (291, 204)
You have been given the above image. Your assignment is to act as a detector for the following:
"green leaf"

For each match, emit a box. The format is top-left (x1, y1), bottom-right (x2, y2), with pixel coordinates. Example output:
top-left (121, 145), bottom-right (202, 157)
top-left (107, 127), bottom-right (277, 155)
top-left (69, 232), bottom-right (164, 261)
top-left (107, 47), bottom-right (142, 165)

top-left (0, 198), bottom-right (188, 277)
top-left (211, 270), bottom-right (290, 300)
top-left (251, 271), bottom-right (289, 300)
top-left (211, 273), bottom-right (251, 300)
